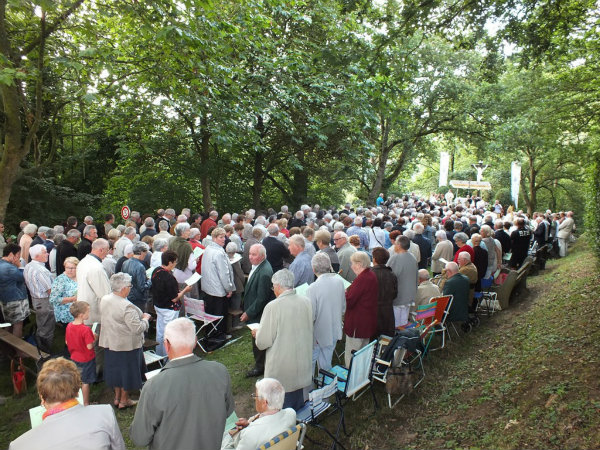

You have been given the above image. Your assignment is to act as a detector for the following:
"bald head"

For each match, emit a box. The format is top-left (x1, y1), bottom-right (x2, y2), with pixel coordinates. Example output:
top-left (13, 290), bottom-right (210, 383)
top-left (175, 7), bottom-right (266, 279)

top-left (445, 261), bottom-right (459, 276)
top-left (418, 269), bottom-right (430, 283)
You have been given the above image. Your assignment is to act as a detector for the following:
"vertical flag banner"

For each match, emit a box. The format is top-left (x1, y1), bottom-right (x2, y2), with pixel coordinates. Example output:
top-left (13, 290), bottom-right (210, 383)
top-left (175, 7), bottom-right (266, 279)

top-left (511, 161), bottom-right (521, 209)
top-left (439, 152), bottom-right (449, 187)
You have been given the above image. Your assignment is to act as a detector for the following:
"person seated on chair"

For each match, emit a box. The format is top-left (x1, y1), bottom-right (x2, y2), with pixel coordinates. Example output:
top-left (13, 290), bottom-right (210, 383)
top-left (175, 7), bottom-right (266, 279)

top-left (442, 262), bottom-right (470, 324)
top-left (457, 251), bottom-right (478, 308)
top-left (221, 378), bottom-right (296, 450)
top-left (412, 269), bottom-right (441, 318)
top-left (9, 358), bottom-right (125, 450)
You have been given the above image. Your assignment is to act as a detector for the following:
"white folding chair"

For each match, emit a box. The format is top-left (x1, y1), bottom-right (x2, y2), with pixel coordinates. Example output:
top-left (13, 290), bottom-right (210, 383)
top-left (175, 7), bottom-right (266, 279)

top-left (183, 296), bottom-right (224, 352)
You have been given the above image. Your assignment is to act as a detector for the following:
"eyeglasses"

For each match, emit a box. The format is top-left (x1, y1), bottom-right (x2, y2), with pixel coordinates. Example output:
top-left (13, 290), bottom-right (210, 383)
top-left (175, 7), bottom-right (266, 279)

top-left (333, 238), bottom-right (342, 241)
top-left (250, 393), bottom-right (262, 399)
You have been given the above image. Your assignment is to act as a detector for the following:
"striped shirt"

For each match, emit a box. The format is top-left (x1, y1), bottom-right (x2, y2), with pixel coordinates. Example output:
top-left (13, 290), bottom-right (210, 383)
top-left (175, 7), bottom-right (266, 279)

top-left (24, 260), bottom-right (53, 298)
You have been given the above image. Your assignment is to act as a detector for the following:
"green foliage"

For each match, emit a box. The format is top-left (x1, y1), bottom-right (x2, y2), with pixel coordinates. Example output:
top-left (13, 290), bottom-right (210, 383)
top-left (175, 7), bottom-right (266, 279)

top-left (585, 150), bottom-right (600, 261)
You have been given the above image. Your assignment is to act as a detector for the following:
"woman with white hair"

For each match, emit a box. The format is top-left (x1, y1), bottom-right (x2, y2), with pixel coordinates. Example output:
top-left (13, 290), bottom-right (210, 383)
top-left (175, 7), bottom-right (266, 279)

top-left (100, 273), bottom-right (151, 409)
top-left (431, 230), bottom-right (454, 276)
top-left (19, 223), bottom-right (37, 263)
top-left (222, 378), bottom-right (296, 450)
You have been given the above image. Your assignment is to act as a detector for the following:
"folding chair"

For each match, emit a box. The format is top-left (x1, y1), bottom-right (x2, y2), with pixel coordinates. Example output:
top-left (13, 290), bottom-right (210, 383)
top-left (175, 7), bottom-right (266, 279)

top-left (297, 375), bottom-right (346, 450)
top-left (258, 423), bottom-right (306, 450)
top-left (143, 350), bottom-right (168, 368)
top-left (183, 296), bottom-right (224, 352)
top-left (428, 295), bottom-right (453, 351)
top-left (322, 340), bottom-right (379, 411)
top-left (475, 277), bottom-right (497, 317)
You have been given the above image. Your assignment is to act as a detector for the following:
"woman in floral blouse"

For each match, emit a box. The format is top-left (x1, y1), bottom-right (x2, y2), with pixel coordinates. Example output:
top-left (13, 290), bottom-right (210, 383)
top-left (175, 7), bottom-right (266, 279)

top-left (50, 256), bottom-right (79, 324)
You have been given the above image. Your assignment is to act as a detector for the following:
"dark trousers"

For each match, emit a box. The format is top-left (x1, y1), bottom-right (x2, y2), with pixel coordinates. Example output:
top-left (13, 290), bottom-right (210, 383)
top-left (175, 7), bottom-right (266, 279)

top-left (252, 335), bottom-right (266, 372)
top-left (203, 293), bottom-right (228, 337)
top-left (283, 388), bottom-right (305, 411)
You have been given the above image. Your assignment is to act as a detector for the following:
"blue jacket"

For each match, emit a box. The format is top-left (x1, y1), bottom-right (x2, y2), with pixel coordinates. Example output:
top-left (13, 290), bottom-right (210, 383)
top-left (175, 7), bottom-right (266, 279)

top-left (0, 259), bottom-right (27, 303)
top-left (122, 257), bottom-right (151, 306)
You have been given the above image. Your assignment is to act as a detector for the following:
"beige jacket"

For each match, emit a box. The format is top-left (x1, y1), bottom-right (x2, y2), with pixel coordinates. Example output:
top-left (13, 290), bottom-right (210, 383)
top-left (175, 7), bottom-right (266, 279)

top-left (99, 293), bottom-right (149, 351)
top-left (431, 240), bottom-right (454, 273)
top-left (76, 254), bottom-right (111, 325)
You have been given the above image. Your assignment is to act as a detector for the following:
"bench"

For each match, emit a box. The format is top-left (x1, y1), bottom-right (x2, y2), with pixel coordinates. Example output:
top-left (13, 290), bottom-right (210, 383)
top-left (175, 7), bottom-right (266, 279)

top-left (489, 256), bottom-right (533, 310)
top-left (0, 328), bottom-right (49, 373)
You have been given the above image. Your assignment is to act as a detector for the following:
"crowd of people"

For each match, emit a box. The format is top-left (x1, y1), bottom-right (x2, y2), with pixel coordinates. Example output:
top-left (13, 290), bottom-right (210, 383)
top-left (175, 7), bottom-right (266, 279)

top-left (1, 192), bottom-right (576, 449)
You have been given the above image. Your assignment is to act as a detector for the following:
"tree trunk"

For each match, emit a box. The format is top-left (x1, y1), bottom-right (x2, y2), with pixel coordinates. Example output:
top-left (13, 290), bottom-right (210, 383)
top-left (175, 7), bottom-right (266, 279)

top-left (366, 116), bottom-right (390, 205)
top-left (528, 152), bottom-right (537, 215)
top-left (291, 149), bottom-right (307, 208)
top-left (252, 150), bottom-right (264, 210)
top-left (200, 120), bottom-right (212, 211)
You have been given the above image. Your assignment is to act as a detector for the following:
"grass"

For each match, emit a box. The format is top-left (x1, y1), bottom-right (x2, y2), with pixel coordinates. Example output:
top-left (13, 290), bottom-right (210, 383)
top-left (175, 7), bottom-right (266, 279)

top-left (1, 240), bottom-right (599, 449)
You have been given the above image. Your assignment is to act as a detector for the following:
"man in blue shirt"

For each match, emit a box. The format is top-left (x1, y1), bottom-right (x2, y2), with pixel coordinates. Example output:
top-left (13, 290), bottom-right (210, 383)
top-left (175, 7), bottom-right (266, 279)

top-left (122, 242), bottom-right (151, 312)
top-left (0, 243), bottom-right (29, 339)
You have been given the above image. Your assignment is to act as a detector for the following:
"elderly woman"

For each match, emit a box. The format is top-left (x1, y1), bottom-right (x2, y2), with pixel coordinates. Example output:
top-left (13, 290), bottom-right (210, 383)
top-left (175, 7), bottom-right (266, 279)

top-left (151, 250), bottom-right (192, 356)
top-left (371, 247), bottom-right (397, 337)
top-left (344, 251), bottom-right (378, 367)
top-left (151, 238), bottom-right (169, 269)
top-left (201, 227), bottom-right (234, 340)
top-left (8, 358), bottom-right (125, 450)
top-left (100, 273), bottom-right (151, 410)
top-left (49, 256), bottom-right (79, 324)
top-left (480, 225), bottom-right (501, 278)
top-left (452, 232), bottom-right (474, 263)
top-left (221, 378), bottom-right (296, 450)
top-left (431, 230), bottom-right (454, 276)
top-left (168, 223), bottom-right (196, 288)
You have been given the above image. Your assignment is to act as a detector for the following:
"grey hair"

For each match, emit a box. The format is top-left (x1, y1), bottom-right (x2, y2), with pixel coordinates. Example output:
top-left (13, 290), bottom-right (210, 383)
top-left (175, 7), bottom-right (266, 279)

top-left (54, 225), bottom-right (64, 234)
top-left (24, 223), bottom-right (38, 235)
top-left (29, 244), bottom-right (47, 259)
top-left (413, 222), bottom-right (424, 234)
top-left (333, 222), bottom-right (344, 231)
top-left (312, 253), bottom-right (332, 275)
top-left (453, 232), bottom-right (469, 244)
top-left (46, 229), bottom-right (55, 239)
top-left (130, 211), bottom-right (140, 219)
top-left (418, 269), bottom-right (430, 281)
top-left (83, 225), bottom-right (96, 237)
top-left (458, 251), bottom-right (471, 263)
top-left (289, 234), bottom-right (305, 249)
top-left (189, 228), bottom-right (201, 239)
top-left (165, 208), bottom-right (176, 216)
top-left (334, 231), bottom-right (348, 240)
top-left (37, 226), bottom-right (50, 236)
top-left (132, 241), bottom-right (149, 255)
top-left (84, 215), bottom-right (94, 223)
top-left (480, 225), bottom-right (493, 238)
top-left (435, 230), bottom-right (447, 240)
top-left (144, 217), bottom-right (155, 227)
top-left (164, 318), bottom-right (197, 350)
top-left (175, 222), bottom-right (191, 236)
top-left (124, 226), bottom-right (136, 237)
top-left (403, 229), bottom-right (415, 239)
top-left (110, 272), bottom-right (132, 292)
top-left (92, 238), bottom-right (109, 250)
top-left (153, 238), bottom-right (168, 252)
top-left (445, 261), bottom-right (459, 274)
top-left (256, 378), bottom-right (285, 410)
top-left (295, 211), bottom-right (304, 219)
top-left (250, 243), bottom-right (266, 258)
top-left (177, 214), bottom-right (187, 223)
top-left (267, 224), bottom-right (279, 235)
top-left (354, 217), bottom-right (362, 226)
top-left (158, 220), bottom-right (169, 231)
top-left (66, 229), bottom-right (81, 239)
top-left (225, 242), bottom-right (238, 254)
top-left (123, 243), bottom-right (134, 256)
top-left (271, 269), bottom-right (295, 290)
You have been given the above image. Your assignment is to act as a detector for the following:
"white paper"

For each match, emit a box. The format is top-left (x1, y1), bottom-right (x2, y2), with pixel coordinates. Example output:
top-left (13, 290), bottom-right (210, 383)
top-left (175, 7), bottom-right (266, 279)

top-left (146, 267), bottom-right (154, 279)
top-left (0, 323), bottom-right (11, 328)
top-left (91, 322), bottom-right (98, 334)
top-left (246, 323), bottom-right (260, 331)
top-left (229, 253), bottom-right (242, 264)
top-left (185, 272), bottom-right (201, 286)
top-left (193, 247), bottom-right (204, 258)
top-left (30, 390), bottom-right (84, 428)
top-left (334, 274), bottom-right (352, 290)
top-left (439, 258), bottom-right (449, 266)
top-left (145, 368), bottom-right (162, 380)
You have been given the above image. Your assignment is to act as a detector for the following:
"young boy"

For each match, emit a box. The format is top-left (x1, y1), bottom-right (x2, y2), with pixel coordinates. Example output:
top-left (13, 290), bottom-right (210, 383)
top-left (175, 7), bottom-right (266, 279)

top-left (65, 301), bottom-right (97, 405)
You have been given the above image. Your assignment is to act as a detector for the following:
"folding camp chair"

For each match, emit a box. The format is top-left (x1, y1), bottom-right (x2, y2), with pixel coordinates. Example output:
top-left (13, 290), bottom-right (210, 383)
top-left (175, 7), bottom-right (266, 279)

top-left (183, 296), bottom-right (224, 352)
top-left (297, 375), bottom-right (346, 450)
top-left (428, 295), bottom-right (453, 351)
top-left (258, 423), bottom-right (306, 450)
top-left (322, 340), bottom-right (378, 412)
top-left (475, 277), bottom-right (497, 317)
top-left (372, 336), bottom-right (416, 409)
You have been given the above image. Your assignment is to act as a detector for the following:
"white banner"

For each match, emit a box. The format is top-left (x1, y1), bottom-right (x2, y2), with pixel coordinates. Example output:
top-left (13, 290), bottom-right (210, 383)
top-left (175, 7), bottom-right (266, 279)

top-left (439, 152), bottom-right (449, 187)
top-left (511, 161), bottom-right (521, 209)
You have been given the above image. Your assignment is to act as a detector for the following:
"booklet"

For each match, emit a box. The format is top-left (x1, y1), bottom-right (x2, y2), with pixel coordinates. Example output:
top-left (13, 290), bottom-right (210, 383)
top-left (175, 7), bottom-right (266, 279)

top-left (333, 274), bottom-right (352, 290)
top-left (185, 272), bottom-right (201, 286)
top-left (146, 267), bottom-right (154, 279)
top-left (91, 322), bottom-right (98, 334)
top-left (246, 323), bottom-right (260, 331)
top-left (229, 253), bottom-right (242, 264)
top-left (193, 247), bottom-right (204, 259)
top-left (439, 257), bottom-right (449, 266)
top-left (295, 283), bottom-right (310, 298)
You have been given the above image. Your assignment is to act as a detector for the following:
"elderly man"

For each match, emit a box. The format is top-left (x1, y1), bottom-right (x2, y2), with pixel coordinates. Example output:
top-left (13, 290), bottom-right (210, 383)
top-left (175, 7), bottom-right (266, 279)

top-left (122, 242), bottom-right (152, 312)
top-left (140, 217), bottom-right (157, 238)
top-left (387, 236), bottom-right (418, 327)
top-left (24, 245), bottom-right (55, 352)
top-left (431, 230), bottom-right (454, 276)
top-left (288, 234), bottom-right (314, 287)
top-left (346, 217), bottom-right (369, 250)
top-left (114, 226), bottom-right (136, 260)
top-left (262, 224), bottom-right (289, 273)
top-left (77, 224), bottom-right (98, 260)
top-left (222, 378), bottom-right (296, 450)
top-left (254, 269), bottom-right (313, 411)
top-left (0, 244), bottom-right (29, 339)
top-left (334, 231), bottom-right (356, 282)
top-left (402, 229), bottom-right (421, 264)
top-left (456, 251), bottom-right (478, 307)
top-left (131, 318), bottom-right (234, 450)
top-left (242, 227), bottom-right (263, 274)
top-left (168, 222), bottom-right (197, 293)
top-left (201, 210), bottom-right (219, 239)
top-left (442, 261), bottom-right (470, 324)
top-left (201, 227), bottom-right (234, 341)
top-left (412, 222), bottom-right (432, 270)
top-left (77, 239), bottom-right (111, 326)
top-left (240, 244), bottom-right (274, 377)
top-left (314, 229), bottom-right (339, 273)
top-left (414, 269), bottom-right (441, 313)
top-left (557, 211), bottom-right (575, 257)
top-left (307, 253), bottom-right (345, 371)
top-left (56, 229), bottom-right (80, 276)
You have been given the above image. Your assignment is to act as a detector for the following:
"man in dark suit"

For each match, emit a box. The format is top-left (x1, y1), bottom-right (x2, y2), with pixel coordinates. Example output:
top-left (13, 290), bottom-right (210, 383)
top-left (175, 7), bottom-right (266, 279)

top-left (56, 229), bottom-right (80, 275)
top-left (262, 224), bottom-right (290, 273)
top-left (240, 244), bottom-right (274, 377)
top-left (442, 261), bottom-right (470, 324)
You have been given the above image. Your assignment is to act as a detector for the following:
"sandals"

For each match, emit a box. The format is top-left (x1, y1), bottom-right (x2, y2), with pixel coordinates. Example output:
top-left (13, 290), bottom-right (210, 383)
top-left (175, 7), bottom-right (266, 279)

top-left (117, 399), bottom-right (138, 410)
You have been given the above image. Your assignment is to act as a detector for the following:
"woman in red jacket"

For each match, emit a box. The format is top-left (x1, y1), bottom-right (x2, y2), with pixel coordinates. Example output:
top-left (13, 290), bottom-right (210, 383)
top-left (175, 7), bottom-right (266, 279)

top-left (344, 251), bottom-right (379, 367)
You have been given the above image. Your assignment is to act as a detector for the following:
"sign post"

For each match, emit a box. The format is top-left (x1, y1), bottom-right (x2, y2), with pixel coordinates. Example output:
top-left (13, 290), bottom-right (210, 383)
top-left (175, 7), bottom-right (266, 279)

top-left (121, 205), bottom-right (130, 221)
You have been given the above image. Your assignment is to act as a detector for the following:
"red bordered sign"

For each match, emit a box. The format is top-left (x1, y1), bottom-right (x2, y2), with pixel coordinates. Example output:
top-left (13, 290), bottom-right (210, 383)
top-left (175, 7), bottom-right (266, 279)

top-left (121, 205), bottom-right (130, 220)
